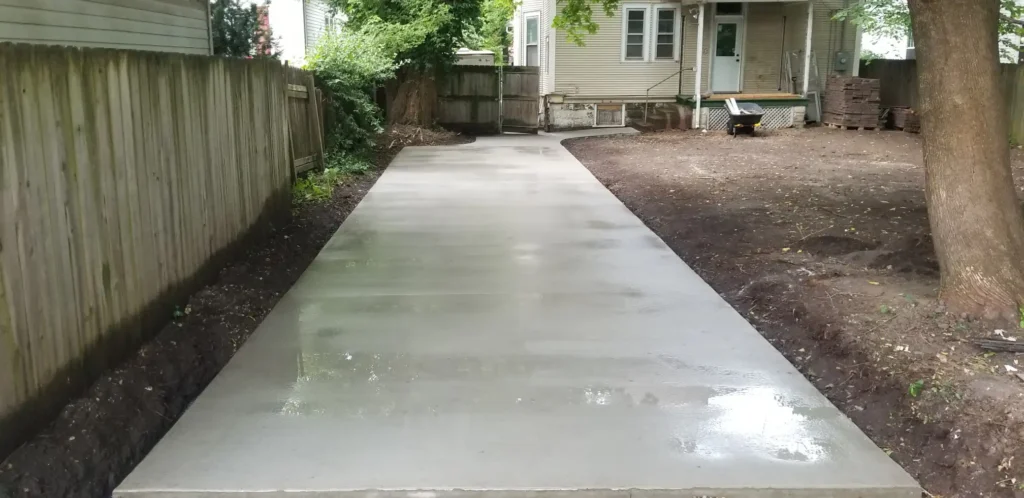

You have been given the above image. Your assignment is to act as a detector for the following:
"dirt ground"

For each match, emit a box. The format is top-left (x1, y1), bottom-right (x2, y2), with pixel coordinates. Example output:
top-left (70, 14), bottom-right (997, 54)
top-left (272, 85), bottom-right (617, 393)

top-left (0, 127), bottom-right (471, 498)
top-left (564, 127), bottom-right (1024, 498)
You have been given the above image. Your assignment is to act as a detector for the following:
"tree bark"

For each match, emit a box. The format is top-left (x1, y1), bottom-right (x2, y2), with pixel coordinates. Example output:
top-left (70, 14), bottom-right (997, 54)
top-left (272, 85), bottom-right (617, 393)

top-left (386, 68), bottom-right (437, 126)
top-left (909, 0), bottom-right (1024, 319)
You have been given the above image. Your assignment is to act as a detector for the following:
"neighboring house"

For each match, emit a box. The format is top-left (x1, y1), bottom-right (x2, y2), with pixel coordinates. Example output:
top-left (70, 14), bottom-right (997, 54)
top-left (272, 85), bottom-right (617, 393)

top-left (0, 0), bottom-right (211, 54)
top-left (512, 0), bottom-right (862, 130)
top-left (256, 0), bottom-right (336, 66)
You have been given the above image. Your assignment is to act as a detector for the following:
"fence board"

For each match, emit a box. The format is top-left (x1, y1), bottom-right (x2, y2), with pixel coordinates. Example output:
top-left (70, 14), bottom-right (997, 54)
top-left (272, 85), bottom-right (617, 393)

top-left (859, 59), bottom-right (1024, 144)
top-left (437, 66), bottom-right (500, 134)
top-left (0, 43), bottom-right (293, 458)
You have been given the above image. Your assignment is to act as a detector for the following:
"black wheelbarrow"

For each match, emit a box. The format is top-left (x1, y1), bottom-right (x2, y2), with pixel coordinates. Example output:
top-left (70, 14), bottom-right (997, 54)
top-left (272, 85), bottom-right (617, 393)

top-left (724, 98), bottom-right (764, 136)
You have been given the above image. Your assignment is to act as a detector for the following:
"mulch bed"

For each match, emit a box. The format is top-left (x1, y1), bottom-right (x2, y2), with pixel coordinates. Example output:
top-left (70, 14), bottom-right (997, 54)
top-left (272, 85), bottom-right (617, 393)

top-left (0, 128), bottom-right (471, 498)
top-left (565, 128), bottom-right (1024, 498)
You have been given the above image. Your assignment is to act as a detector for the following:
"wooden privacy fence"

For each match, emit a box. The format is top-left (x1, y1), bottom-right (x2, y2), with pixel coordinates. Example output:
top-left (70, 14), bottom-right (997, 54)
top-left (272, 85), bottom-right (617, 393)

top-left (0, 43), bottom-right (298, 457)
top-left (286, 66), bottom-right (325, 174)
top-left (859, 59), bottom-right (1024, 143)
top-left (436, 66), bottom-right (539, 134)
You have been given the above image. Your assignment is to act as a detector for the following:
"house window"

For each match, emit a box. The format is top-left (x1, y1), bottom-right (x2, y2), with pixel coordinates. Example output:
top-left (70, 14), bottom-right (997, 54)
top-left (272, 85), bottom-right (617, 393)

top-left (654, 8), bottom-right (676, 60)
top-left (621, 4), bottom-right (680, 62)
top-left (624, 8), bottom-right (647, 60)
top-left (525, 13), bottom-right (540, 66)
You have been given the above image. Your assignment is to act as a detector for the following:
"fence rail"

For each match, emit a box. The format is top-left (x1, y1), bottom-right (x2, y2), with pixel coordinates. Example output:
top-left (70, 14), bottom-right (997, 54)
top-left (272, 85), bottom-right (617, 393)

top-left (0, 43), bottom-right (299, 457)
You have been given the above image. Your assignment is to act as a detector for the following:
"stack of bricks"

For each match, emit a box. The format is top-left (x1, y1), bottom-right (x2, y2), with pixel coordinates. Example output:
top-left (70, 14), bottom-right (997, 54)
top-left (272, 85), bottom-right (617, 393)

top-left (891, 107), bottom-right (921, 133)
top-left (822, 75), bottom-right (881, 129)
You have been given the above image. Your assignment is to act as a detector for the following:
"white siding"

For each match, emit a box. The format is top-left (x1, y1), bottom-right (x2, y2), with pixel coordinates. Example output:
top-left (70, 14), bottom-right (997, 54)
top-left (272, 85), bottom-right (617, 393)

top-left (554, 0), bottom-right (685, 99)
top-left (553, 0), bottom-right (860, 99)
top-left (0, 0), bottom-right (209, 54)
top-left (303, 0), bottom-right (333, 54)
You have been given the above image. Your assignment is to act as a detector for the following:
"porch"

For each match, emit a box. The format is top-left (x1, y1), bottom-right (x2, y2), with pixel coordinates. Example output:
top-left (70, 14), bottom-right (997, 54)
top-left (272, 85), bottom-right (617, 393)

top-left (677, 92), bottom-right (809, 130)
top-left (683, 0), bottom-right (832, 130)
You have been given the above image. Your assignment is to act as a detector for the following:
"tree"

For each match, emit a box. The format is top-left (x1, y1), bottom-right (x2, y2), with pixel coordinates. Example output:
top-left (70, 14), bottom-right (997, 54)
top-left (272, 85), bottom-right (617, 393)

top-left (211, 0), bottom-right (279, 58)
top-left (835, 0), bottom-right (1024, 61)
top-left (464, 0), bottom-right (514, 64)
top-left (906, 0), bottom-right (1024, 319)
top-left (325, 0), bottom-right (482, 124)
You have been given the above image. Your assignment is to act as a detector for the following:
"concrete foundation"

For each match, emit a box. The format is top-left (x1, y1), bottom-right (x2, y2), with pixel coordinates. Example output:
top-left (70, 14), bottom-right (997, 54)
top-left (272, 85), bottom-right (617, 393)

top-left (115, 131), bottom-right (920, 498)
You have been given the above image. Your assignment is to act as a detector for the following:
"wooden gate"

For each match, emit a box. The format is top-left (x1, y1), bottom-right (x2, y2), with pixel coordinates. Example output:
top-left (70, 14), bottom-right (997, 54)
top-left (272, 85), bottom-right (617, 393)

top-left (436, 66), bottom-right (539, 134)
top-left (285, 67), bottom-right (325, 175)
top-left (500, 66), bottom-right (539, 133)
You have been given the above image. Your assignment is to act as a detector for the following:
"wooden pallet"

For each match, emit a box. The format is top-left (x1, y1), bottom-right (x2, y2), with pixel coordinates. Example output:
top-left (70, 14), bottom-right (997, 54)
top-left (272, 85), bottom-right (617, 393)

top-left (824, 122), bottom-right (877, 131)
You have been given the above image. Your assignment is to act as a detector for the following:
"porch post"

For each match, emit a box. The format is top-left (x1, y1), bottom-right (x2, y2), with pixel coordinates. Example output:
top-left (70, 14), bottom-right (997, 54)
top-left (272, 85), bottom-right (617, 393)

top-left (802, 0), bottom-right (813, 95)
top-left (693, 1), bottom-right (705, 128)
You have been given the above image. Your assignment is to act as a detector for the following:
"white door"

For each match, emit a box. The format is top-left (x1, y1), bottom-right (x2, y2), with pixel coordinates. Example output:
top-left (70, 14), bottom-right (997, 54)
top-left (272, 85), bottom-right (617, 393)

top-left (711, 16), bottom-right (744, 92)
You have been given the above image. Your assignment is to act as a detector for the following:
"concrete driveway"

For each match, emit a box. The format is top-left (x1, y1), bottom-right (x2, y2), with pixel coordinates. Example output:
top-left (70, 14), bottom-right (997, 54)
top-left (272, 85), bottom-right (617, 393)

top-left (116, 130), bottom-right (920, 497)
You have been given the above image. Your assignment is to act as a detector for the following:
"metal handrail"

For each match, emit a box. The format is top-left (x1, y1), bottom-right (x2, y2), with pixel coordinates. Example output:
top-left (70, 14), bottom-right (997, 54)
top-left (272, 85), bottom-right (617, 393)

top-left (644, 68), bottom-right (694, 124)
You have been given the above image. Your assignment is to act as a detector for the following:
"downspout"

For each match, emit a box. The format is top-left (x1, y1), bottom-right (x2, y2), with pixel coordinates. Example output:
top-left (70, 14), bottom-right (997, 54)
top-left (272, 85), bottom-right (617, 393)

top-left (693, 1), bottom-right (705, 129)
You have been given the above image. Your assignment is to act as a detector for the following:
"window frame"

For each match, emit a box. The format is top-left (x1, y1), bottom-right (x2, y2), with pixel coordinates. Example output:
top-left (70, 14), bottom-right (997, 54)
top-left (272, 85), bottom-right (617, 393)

top-left (620, 3), bottom-right (681, 63)
top-left (652, 5), bottom-right (681, 61)
top-left (524, 12), bottom-right (540, 67)
top-left (620, 4), bottom-right (649, 62)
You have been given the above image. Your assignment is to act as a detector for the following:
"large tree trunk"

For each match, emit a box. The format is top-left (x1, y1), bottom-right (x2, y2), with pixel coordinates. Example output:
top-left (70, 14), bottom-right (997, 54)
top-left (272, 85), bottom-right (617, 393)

top-left (909, 0), bottom-right (1024, 319)
top-left (386, 68), bottom-right (437, 126)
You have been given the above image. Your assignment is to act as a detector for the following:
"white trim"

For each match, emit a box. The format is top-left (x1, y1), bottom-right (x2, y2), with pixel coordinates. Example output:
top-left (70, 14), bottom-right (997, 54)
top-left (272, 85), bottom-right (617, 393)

top-left (593, 104), bottom-right (627, 127)
top-left (651, 4), bottom-right (683, 62)
top-left (852, 23), bottom-right (862, 77)
top-left (524, 11), bottom-right (540, 67)
top-left (548, 0), bottom-right (557, 95)
top-left (693, 2), bottom-right (705, 129)
top-left (621, 3), bottom-right (650, 62)
top-left (802, 1), bottom-right (813, 95)
top-left (709, 6), bottom-right (746, 93)
top-left (620, 3), bottom-right (681, 63)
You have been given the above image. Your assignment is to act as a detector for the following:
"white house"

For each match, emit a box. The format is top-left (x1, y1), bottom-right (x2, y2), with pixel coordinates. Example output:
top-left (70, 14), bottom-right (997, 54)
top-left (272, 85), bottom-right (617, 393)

top-left (512, 0), bottom-right (863, 130)
top-left (254, 0), bottom-right (336, 66)
top-left (0, 0), bottom-right (212, 54)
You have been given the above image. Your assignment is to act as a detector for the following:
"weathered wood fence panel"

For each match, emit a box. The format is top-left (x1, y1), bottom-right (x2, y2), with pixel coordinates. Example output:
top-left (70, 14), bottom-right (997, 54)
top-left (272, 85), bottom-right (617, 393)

top-left (501, 66), bottom-right (539, 133)
top-left (437, 66), bottom-right (500, 134)
top-left (0, 43), bottom-right (292, 457)
top-left (435, 66), bottom-right (539, 134)
top-left (286, 66), bottom-right (324, 174)
top-left (859, 59), bottom-right (1024, 143)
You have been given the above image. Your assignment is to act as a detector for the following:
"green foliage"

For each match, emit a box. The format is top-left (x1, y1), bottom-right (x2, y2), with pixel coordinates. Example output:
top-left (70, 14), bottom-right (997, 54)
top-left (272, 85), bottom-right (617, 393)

top-left (908, 379), bottom-right (925, 398)
top-left (551, 0), bottom-right (617, 46)
top-left (292, 157), bottom-right (367, 205)
top-left (859, 49), bottom-right (885, 64)
top-left (307, 29), bottom-right (400, 157)
top-left (464, 0), bottom-right (515, 64)
top-left (834, 0), bottom-right (1024, 61)
top-left (325, 0), bottom-right (480, 70)
top-left (293, 154), bottom-right (375, 205)
top-left (211, 0), bottom-right (279, 58)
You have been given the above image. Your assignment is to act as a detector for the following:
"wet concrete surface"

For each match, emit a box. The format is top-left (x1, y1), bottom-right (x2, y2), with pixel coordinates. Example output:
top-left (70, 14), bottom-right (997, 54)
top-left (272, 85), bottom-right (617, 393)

top-left (115, 130), bottom-right (920, 497)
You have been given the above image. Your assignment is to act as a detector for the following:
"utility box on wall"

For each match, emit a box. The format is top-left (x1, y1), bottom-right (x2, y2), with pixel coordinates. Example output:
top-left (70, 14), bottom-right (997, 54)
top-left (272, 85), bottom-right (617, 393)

top-left (834, 51), bottom-right (852, 73)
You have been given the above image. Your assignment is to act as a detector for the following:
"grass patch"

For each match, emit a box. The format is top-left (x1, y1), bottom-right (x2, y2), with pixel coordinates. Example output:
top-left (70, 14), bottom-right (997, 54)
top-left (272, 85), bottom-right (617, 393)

top-left (292, 154), bottom-right (373, 205)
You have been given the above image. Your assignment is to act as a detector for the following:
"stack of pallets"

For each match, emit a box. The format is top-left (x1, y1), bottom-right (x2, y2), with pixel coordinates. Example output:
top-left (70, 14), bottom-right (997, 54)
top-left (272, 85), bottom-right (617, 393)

top-left (823, 76), bottom-right (881, 130)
